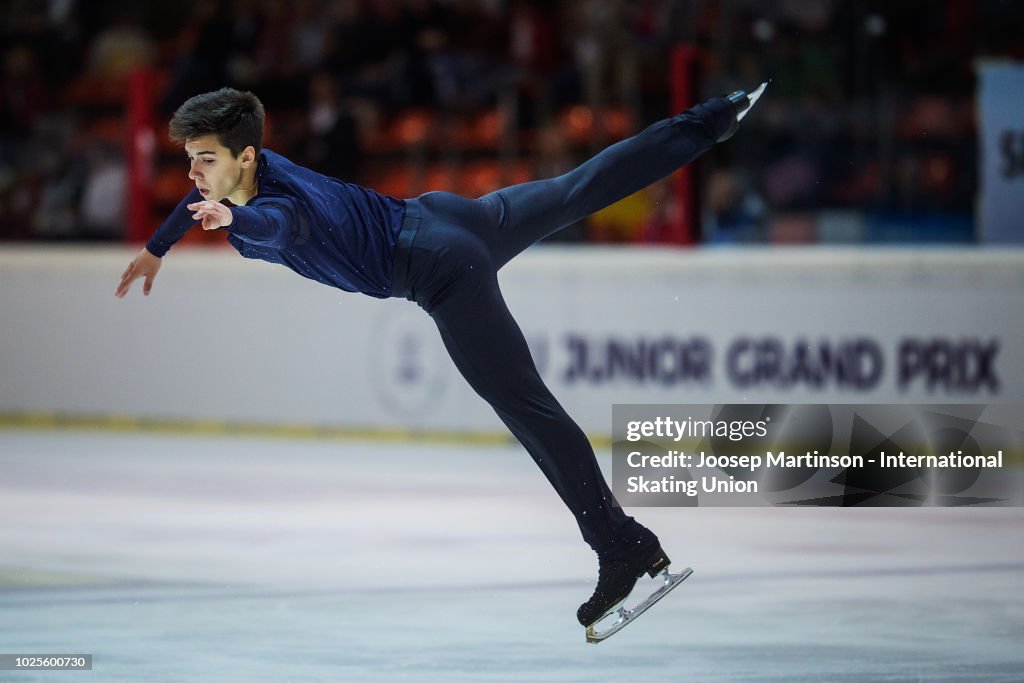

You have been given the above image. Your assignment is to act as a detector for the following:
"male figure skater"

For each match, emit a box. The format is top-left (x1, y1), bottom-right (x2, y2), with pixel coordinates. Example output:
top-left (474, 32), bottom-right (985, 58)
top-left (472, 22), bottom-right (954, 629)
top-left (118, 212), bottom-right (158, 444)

top-left (116, 84), bottom-right (761, 638)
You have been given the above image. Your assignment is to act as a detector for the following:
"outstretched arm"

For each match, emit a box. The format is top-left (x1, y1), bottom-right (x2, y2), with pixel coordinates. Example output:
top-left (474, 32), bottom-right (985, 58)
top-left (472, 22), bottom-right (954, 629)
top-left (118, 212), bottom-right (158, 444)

top-left (115, 193), bottom-right (298, 298)
top-left (114, 199), bottom-right (227, 299)
top-left (115, 189), bottom-right (198, 299)
top-left (115, 247), bottom-right (162, 298)
top-left (147, 188), bottom-right (202, 257)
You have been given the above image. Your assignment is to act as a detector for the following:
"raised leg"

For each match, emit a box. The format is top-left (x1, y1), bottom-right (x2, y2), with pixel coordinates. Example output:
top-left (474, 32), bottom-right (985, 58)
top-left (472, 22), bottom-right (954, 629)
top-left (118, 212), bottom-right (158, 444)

top-left (478, 97), bottom-right (735, 266)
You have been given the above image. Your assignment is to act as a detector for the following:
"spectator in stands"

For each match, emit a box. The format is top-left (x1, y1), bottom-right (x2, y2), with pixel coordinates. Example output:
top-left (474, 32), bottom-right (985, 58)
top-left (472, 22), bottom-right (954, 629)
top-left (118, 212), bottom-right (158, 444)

top-left (300, 71), bottom-right (361, 181)
top-left (160, 0), bottom-right (234, 115)
top-left (87, 13), bottom-right (155, 82)
top-left (79, 141), bottom-right (125, 239)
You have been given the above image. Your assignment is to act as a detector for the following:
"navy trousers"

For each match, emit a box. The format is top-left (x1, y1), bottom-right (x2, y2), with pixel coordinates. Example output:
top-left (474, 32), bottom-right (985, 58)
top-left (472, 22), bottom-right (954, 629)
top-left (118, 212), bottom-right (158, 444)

top-left (389, 97), bottom-right (734, 560)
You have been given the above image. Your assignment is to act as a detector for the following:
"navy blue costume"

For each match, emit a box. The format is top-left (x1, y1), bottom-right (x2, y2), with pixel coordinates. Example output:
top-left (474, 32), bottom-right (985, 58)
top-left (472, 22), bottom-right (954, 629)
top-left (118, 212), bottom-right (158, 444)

top-left (149, 97), bottom-right (736, 561)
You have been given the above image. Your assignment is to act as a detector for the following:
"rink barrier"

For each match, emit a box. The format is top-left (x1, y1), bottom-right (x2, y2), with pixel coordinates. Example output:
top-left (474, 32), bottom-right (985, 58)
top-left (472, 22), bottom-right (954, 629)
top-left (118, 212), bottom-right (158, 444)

top-left (2, 410), bottom-right (1022, 467)
top-left (1, 245), bottom-right (1023, 434)
top-left (0, 411), bottom-right (544, 447)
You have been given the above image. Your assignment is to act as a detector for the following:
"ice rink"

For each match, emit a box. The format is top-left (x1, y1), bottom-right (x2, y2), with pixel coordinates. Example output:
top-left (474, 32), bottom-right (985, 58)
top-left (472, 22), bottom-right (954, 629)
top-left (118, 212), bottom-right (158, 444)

top-left (2, 428), bottom-right (1023, 682)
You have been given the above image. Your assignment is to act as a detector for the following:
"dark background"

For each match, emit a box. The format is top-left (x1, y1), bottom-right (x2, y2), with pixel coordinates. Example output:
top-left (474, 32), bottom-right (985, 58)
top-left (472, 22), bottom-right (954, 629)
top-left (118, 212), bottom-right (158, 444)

top-left (2, 0), bottom-right (1021, 244)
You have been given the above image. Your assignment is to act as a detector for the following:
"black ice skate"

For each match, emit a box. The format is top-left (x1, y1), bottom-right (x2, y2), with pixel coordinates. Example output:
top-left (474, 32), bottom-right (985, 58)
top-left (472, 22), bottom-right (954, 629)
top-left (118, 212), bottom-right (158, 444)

top-left (717, 81), bottom-right (768, 142)
top-left (577, 544), bottom-right (693, 643)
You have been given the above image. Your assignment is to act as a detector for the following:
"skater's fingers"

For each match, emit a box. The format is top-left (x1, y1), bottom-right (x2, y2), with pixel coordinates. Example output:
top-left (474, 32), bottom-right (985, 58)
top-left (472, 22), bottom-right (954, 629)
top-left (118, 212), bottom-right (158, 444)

top-left (190, 202), bottom-right (210, 218)
top-left (193, 208), bottom-right (221, 229)
top-left (189, 201), bottom-right (217, 213)
top-left (143, 272), bottom-right (155, 296)
top-left (116, 248), bottom-right (161, 298)
top-left (115, 276), bottom-right (133, 298)
top-left (116, 267), bottom-right (134, 297)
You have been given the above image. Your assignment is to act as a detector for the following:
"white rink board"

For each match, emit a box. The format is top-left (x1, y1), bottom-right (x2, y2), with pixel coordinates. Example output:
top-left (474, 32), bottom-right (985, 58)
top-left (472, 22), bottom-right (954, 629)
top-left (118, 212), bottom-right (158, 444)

top-left (1, 245), bottom-right (1022, 433)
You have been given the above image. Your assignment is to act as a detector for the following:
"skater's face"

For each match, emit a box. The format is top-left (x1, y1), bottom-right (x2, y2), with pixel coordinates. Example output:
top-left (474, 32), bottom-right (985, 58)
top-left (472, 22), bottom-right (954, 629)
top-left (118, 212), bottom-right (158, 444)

top-left (184, 134), bottom-right (257, 203)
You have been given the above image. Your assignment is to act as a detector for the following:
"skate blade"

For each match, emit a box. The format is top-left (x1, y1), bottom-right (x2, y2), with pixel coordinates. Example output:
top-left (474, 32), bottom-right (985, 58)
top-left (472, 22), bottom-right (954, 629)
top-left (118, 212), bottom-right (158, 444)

top-left (584, 567), bottom-right (693, 643)
top-left (737, 81), bottom-right (768, 121)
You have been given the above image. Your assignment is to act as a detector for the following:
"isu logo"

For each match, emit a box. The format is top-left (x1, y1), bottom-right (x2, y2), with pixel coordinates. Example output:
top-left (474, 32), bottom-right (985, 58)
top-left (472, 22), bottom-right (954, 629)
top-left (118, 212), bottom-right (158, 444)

top-left (372, 307), bottom-right (447, 415)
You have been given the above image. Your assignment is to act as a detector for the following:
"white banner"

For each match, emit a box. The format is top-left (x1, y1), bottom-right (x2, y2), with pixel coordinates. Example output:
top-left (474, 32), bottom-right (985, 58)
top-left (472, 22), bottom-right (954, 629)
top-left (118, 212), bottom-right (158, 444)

top-left (978, 61), bottom-right (1024, 243)
top-left (1, 246), bottom-right (1022, 434)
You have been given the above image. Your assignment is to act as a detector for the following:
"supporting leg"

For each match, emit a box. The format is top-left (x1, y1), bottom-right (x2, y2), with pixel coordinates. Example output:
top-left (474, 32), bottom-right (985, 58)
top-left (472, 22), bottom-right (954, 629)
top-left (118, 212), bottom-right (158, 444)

top-left (423, 253), bottom-right (653, 558)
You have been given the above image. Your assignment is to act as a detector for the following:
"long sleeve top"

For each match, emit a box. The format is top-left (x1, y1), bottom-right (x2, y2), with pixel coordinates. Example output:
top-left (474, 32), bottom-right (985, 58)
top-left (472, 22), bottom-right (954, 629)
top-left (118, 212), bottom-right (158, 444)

top-left (146, 150), bottom-right (406, 298)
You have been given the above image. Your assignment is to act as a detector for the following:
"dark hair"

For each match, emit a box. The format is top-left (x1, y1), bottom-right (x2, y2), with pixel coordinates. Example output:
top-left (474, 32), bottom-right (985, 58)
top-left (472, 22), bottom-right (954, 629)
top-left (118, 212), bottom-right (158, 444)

top-left (169, 88), bottom-right (265, 157)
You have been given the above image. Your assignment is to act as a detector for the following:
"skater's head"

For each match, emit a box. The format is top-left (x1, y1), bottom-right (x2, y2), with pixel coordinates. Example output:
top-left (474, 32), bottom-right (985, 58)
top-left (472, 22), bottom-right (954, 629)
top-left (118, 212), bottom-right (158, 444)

top-left (170, 88), bottom-right (264, 203)
top-left (170, 87), bottom-right (265, 157)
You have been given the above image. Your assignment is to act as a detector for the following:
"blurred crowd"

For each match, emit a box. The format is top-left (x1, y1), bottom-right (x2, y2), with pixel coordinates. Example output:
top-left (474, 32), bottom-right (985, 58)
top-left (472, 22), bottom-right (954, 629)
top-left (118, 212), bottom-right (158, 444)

top-left (1, 0), bottom-right (1022, 244)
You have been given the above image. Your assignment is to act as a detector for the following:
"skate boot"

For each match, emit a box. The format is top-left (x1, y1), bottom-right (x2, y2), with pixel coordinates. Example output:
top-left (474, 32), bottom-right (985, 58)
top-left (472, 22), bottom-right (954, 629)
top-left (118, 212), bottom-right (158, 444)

top-left (717, 81), bottom-right (768, 142)
top-left (577, 544), bottom-right (693, 642)
top-left (577, 544), bottom-right (670, 627)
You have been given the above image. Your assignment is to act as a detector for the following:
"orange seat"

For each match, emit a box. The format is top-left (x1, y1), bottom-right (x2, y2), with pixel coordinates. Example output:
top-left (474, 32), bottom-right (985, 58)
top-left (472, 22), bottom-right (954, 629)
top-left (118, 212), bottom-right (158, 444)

top-left (86, 116), bottom-right (126, 144)
top-left (457, 108), bottom-right (506, 150)
top-left (460, 160), bottom-right (533, 196)
top-left (364, 109), bottom-right (436, 153)
top-left (558, 105), bottom-right (633, 144)
top-left (423, 163), bottom-right (456, 193)
top-left (364, 165), bottom-right (414, 198)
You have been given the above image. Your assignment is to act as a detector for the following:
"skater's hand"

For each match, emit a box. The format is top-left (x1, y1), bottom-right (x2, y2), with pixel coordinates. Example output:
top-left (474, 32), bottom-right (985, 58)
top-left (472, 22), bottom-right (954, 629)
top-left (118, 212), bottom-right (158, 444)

top-left (116, 247), bottom-right (162, 298)
top-left (187, 200), bottom-right (233, 231)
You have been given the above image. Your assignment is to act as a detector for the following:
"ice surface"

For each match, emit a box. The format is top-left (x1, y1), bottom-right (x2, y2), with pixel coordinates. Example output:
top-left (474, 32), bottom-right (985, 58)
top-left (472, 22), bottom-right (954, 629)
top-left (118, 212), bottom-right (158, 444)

top-left (1, 430), bottom-right (1022, 682)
